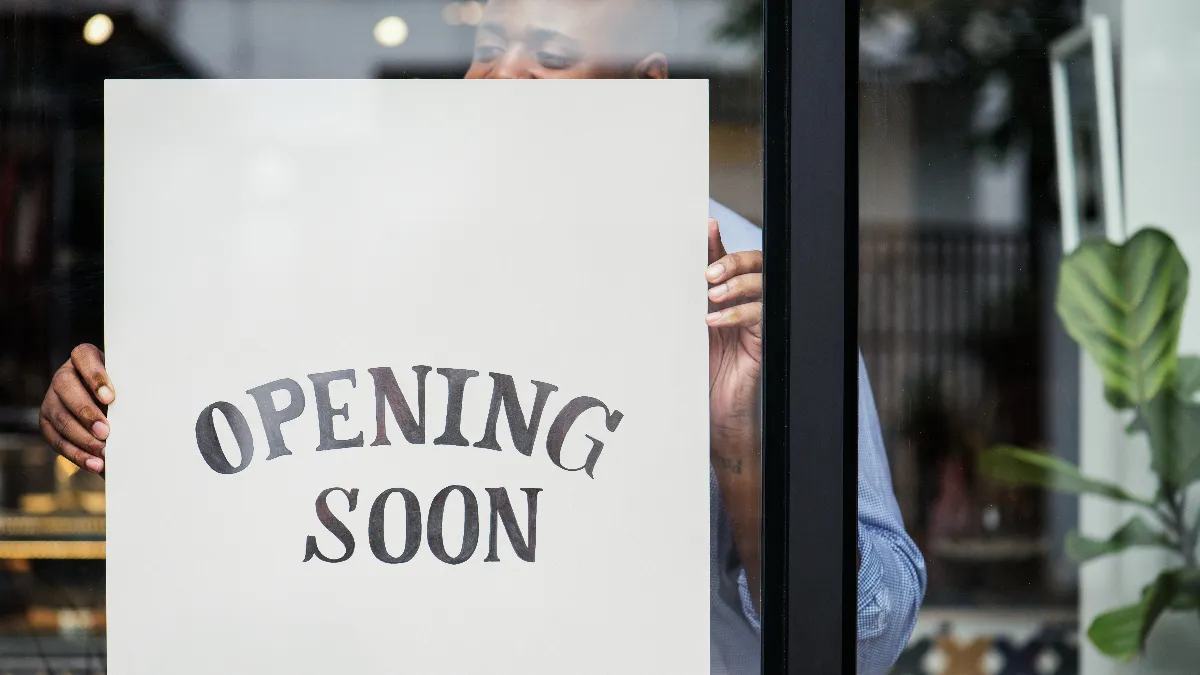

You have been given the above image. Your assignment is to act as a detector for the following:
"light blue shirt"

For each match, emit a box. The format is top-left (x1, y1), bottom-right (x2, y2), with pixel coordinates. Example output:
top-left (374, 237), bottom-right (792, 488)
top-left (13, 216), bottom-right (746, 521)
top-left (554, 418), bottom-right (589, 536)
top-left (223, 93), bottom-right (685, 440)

top-left (707, 200), bottom-right (927, 674)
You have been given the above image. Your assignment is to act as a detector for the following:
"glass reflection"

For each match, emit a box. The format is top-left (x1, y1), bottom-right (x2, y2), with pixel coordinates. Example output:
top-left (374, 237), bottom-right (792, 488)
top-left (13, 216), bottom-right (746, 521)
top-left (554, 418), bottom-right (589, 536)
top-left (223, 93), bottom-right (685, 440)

top-left (2, 1), bottom-right (767, 672)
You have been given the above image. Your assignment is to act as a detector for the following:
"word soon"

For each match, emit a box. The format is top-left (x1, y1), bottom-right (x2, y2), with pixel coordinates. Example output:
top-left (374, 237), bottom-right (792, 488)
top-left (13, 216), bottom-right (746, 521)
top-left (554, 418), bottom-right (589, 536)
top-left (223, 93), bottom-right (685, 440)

top-left (305, 485), bottom-right (541, 565)
top-left (195, 366), bottom-right (624, 478)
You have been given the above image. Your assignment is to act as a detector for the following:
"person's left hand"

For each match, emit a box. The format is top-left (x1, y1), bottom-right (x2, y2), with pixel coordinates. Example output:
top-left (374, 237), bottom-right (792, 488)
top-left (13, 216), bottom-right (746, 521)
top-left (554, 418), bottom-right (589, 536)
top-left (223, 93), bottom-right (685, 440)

top-left (706, 218), bottom-right (763, 446)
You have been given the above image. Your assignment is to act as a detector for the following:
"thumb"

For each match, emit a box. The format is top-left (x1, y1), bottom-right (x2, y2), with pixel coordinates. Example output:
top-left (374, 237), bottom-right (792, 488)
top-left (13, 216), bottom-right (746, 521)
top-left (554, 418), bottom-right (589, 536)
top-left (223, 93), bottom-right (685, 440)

top-left (708, 218), bottom-right (726, 266)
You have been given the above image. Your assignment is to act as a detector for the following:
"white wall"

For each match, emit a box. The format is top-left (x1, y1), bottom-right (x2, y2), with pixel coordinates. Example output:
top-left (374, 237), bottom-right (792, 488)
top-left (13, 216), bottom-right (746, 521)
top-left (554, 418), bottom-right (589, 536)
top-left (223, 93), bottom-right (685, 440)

top-left (0, 0), bottom-right (171, 27)
top-left (859, 81), bottom-right (915, 224)
top-left (0, 0), bottom-right (757, 76)
top-left (858, 79), bottom-right (1027, 230)
top-left (1080, 1), bottom-right (1200, 673)
top-left (162, 0), bottom-right (756, 79)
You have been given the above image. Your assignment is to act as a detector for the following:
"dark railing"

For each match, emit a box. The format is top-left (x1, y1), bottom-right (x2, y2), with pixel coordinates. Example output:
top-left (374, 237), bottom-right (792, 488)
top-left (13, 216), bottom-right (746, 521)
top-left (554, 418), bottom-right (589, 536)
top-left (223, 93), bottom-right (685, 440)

top-left (860, 225), bottom-right (1049, 604)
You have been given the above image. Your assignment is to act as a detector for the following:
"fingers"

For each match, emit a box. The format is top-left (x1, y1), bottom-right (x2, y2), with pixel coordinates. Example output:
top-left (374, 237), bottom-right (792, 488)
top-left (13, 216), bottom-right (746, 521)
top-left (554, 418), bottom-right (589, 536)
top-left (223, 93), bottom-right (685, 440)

top-left (708, 218), bottom-right (727, 266)
top-left (706, 300), bottom-right (763, 331)
top-left (70, 343), bottom-right (114, 405)
top-left (50, 364), bottom-right (110, 441)
top-left (40, 415), bottom-right (104, 474)
top-left (706, 250), bottom-right (763, 286)
top-left (706, 227), bottom-right (763, 324)
top-left (41, 386), bottom-right (107, 457)
top-left (708, 272), bottom-right (762, 305)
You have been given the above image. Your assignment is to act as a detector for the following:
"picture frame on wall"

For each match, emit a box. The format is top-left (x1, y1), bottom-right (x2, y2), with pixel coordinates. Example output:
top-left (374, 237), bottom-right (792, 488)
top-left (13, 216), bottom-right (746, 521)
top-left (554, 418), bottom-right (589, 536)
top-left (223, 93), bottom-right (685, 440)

top-left (1050, 14), bottom-right (1126, 252)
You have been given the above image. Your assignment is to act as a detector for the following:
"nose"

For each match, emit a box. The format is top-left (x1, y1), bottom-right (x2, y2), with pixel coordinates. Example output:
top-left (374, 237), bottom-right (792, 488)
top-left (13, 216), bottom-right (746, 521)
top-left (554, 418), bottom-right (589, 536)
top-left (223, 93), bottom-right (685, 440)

top-left (487, 51), bottom-right (534, 79)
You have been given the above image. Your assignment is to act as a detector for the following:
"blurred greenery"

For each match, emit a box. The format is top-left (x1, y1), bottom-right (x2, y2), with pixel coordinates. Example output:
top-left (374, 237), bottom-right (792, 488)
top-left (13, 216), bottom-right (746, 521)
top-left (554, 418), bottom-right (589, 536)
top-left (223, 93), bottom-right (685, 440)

top-left (984, 229), bottom-right (1200, 662)
top-left (718, 0), bottom-right (1079, 235)
top-left (715, 0), bottom-right (761, 45)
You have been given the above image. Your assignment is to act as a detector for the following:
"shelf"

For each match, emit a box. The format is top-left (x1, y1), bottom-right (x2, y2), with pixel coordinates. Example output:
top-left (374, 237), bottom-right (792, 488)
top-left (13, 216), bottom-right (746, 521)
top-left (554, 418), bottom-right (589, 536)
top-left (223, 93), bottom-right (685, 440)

top-left (0, 541), bottom-right (104, 560)
top-left (0, 512), bottom-right (106, 559)
top-left (25, 606), bottom-right (106, 633)
top-left (930, 537), bottom-right (1049, 561)
top-left (0, 514), bottom-right (104, 539)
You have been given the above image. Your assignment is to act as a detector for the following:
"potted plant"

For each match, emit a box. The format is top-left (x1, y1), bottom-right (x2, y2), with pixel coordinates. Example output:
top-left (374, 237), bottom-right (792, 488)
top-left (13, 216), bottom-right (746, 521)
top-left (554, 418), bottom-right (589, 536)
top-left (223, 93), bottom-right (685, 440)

top-left (983, 228), bottom-right (1199, 661)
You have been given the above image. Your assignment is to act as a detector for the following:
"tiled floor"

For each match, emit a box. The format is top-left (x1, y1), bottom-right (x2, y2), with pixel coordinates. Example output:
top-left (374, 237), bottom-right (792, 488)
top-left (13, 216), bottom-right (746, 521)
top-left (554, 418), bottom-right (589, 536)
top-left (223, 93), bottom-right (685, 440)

top-left (893, 611), bottom-right (1078, 675)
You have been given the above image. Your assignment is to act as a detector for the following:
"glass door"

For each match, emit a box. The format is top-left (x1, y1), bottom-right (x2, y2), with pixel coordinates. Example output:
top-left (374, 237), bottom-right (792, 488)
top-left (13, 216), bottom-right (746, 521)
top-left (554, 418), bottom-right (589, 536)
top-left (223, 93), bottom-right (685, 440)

top-left (3, 1), bottom-right (779, 673)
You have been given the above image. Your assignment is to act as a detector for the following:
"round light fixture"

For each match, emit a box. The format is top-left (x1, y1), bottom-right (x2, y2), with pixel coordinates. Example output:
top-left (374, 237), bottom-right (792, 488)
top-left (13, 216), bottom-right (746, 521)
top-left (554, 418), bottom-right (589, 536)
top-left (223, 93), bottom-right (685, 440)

top-left (442, 3), bottom-right (463, 26)
top-left (460, 1), bottom-right (484, 26)
top-left (83, 14), bottom-right (114, 46)
top-left (374, 16), bottom-right (409, 47)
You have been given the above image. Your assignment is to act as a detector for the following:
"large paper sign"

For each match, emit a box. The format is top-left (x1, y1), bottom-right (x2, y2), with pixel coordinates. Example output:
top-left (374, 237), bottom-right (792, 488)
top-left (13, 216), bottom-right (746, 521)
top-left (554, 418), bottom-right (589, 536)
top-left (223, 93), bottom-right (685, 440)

top-left (104, 80), bottom-right (709, 673)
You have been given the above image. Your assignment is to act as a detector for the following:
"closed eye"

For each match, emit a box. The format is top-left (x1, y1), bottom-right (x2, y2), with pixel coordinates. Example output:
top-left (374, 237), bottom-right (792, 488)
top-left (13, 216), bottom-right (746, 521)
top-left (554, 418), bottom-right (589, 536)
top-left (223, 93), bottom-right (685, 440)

top-left (536, 51), bottom-right (577, 70)
top-left (475, 45), bottom-right (505, 62)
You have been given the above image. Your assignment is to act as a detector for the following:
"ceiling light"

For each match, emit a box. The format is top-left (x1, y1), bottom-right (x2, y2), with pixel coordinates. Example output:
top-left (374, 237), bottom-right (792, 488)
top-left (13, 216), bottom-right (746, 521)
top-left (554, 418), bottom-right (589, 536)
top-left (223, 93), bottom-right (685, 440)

top-left (442, 3), bottom-right (463, 26)
top-left (83, 14), bottom-right (114, 46)
top-left (374, 16), bottom-right (409, 47)
top-left (460, 1), bottom-right (484, 26)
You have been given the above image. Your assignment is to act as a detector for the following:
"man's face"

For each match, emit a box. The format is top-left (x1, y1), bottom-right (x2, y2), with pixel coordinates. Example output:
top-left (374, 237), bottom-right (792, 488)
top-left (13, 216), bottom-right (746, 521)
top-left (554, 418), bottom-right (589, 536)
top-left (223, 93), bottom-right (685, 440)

top-left (464, 0), bottom-right (668, 79)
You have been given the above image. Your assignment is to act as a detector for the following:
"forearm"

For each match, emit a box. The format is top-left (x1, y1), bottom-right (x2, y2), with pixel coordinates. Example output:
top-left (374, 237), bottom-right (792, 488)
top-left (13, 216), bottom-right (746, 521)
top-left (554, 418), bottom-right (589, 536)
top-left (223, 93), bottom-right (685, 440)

top-left (712, 425), bottom-right (762, 613)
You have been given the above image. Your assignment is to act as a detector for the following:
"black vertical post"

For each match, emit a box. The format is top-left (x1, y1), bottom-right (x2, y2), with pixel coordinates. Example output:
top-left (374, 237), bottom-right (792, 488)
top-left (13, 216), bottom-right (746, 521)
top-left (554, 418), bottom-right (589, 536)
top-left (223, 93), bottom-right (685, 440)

top-left (761, 0), bottom-right (858, 672)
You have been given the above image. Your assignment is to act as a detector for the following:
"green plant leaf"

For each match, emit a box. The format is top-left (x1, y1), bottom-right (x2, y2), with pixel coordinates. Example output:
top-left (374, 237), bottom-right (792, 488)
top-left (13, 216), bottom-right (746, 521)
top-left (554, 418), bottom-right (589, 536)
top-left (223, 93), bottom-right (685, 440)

top-left (1056, 228), bottom-right (1189, 408)
top-left (1139, 391), bottom-right (1200, 487)
top-left (1089, 569), bottom-right (1185, 660)
top-left (1139, 571), bottom-right (1185, 650)
top-left (1125, 416), bottom-right (1145, 436)
top-left (1089, 602), bottom-right (1143, 661)
top-left (981, 446), bottom-right (1153, 506)
top-left (1066, 516), bottom-right (1174, 563)
top-left (1125, 354), bottom-right (1200, 442)
top-left (1176, 356), bottom-right (1200, 400)
top-left (1167, 590), bottom-right (1200, 611)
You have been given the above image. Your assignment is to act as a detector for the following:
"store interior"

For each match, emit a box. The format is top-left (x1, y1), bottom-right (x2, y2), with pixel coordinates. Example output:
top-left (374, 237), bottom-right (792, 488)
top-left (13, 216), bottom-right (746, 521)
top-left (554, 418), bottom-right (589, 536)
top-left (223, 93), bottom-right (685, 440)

top-left (0, 2), bottom-right (763, 670)
top-left (9, 0), bottom-right (1198, 673)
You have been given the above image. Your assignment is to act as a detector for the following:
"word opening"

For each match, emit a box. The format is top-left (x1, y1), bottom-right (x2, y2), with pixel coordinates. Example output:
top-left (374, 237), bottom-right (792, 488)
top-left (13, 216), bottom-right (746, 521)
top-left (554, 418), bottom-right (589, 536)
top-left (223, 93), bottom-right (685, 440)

top-left (192, 365), bottom-right (624, 565)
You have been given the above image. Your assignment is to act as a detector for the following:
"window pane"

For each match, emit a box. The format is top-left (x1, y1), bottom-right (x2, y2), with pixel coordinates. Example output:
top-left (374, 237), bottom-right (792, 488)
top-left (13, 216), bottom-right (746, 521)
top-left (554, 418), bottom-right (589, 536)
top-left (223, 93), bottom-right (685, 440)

top-left (1, 1), bottom-right (764, 672)
top-left (861, 0), bottom-right (1200, 673)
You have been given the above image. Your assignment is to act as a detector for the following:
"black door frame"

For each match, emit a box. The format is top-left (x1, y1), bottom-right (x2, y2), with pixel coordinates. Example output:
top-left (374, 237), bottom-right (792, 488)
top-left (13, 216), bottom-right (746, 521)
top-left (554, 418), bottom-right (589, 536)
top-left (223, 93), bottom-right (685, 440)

top-left (762, 0), bottom-right (858, 672)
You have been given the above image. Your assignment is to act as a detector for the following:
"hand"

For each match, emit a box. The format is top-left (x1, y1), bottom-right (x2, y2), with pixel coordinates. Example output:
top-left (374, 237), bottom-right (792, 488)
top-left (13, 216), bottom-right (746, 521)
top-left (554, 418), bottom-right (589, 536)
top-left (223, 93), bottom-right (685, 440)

top-left (706, 218), bottom-right (764, 610)
top-left (706, 218), bottom-right (762, 444)
top-left (39, 344), bottom-right (114, 475)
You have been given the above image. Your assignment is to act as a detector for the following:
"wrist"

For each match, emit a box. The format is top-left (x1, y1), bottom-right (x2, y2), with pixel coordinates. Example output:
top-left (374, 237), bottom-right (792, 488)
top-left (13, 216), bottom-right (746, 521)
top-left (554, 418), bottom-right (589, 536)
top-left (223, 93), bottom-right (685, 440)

top-left (711, 419), bottom-right (760, 458)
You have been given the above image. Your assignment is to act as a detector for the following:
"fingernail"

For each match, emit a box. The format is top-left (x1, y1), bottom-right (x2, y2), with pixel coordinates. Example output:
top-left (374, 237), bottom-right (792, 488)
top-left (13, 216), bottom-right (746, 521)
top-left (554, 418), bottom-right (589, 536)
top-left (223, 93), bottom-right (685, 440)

top-left (92, 421), bottom-right (109, 440)
top-left (709, 284), bottom-right (728, 300)
top-left (706, 311), bottom-right (723, 324)
top-left (706, 263), bottom-right (725, 281)
top-left (97, 386), bottom-right (114, 404)
top-left (85, 457), bottom-right (104, 473)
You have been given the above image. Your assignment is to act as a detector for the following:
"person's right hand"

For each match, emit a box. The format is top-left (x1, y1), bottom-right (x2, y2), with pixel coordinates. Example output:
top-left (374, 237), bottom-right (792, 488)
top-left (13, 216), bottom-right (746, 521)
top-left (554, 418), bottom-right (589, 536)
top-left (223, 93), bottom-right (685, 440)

top-left (39, 344), bottom-right (114, 475)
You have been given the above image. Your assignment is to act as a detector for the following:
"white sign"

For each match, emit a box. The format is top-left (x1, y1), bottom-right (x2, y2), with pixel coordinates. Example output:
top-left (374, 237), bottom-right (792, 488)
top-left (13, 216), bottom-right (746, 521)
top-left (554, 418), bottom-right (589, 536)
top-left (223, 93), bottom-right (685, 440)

top-left (104, 80), bottom-right (710, 674)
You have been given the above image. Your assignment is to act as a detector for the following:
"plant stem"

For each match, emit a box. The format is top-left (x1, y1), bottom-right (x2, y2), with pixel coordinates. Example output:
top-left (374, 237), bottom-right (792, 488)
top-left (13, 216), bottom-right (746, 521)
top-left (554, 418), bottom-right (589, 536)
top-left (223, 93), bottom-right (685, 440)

top-left (1132, 405), bottom-right (1199, 567)
top-left (1180, 495), bottom-right (1199, 569)
top-left (1180, 502), bottom-right (1200, 564)
top-left (1163, 485), bottom-right (1197, 568)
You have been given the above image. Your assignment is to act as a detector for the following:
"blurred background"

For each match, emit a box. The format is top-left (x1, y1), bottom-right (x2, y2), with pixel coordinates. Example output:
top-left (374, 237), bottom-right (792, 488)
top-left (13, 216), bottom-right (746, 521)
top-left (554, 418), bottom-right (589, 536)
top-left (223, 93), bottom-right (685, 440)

top-left (1, 1), bottom-right (763, 671)
top-left (858, 1), bottom-right (1200, 674)
top-left (3, 0), bottom-right (1200, 673)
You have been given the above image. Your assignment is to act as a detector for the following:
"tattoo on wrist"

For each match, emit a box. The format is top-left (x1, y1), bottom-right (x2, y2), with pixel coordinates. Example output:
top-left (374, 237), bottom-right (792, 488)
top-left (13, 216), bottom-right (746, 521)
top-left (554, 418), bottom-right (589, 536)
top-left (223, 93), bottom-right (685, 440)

top-left (714, 455), bottom-right (743, 474)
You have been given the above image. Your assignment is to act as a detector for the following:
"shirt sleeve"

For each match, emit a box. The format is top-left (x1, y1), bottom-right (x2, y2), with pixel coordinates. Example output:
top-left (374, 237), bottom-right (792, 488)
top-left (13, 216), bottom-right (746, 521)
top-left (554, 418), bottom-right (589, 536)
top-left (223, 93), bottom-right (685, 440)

top-left (856, 354), bottom-right (927, 673)
top-left (737, 565), bottom-right (760, 633)
top-left (723, 356), bottom-right (925, 673)
top-left (706, 209), bottom-right (924, 669)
